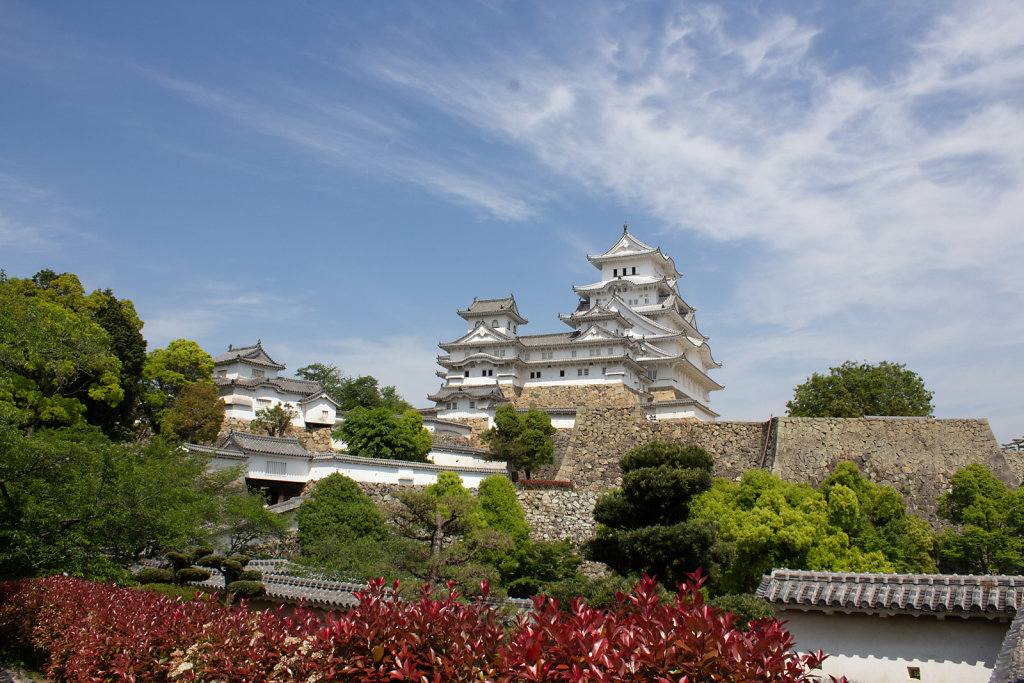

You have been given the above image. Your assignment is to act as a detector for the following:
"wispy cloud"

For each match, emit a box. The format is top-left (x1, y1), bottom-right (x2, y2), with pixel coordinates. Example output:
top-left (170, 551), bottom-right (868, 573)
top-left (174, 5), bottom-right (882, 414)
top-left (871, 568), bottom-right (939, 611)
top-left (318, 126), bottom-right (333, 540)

top-left (144, 71), bottom-right (536, 220)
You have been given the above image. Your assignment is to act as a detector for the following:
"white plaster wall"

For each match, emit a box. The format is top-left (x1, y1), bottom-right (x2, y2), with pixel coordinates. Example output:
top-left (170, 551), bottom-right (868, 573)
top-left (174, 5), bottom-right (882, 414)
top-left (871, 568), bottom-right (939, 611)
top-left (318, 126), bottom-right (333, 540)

top-left (428, 450), bottom-right (505, 469)
top-left (301, 396), bottom-right (336, 426)
top-left (778, 610), bottom-right (1007, 683)
top-left (309, 458), bottom-right (495, 488)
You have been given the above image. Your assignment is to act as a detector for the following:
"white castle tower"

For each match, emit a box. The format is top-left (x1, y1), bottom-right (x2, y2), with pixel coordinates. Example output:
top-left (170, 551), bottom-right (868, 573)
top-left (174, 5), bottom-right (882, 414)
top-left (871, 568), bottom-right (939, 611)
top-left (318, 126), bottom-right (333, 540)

top-left (429, 226), bottom-right (722, 424)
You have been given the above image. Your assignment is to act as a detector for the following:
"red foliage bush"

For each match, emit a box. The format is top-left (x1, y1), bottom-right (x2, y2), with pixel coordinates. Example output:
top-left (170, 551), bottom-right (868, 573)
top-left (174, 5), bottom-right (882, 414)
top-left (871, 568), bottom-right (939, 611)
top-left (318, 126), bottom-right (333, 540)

top-left (517, 479), bottom-right (575, 490)
top-left (0, 573), bottom-right (843, 682)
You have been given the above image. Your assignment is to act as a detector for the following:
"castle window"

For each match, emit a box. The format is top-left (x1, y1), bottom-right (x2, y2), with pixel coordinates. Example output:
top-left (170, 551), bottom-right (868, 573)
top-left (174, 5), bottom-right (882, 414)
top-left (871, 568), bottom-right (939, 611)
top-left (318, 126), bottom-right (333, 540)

top-left (257, 398), bottom-right (272, 408)
top-left (560, 370), bottom-right (565, 377)
top-left (266, 461), bottom-right (286, 475)
top-left (482, 370), bottom-right (487, 376)
top-left (465, 371), bottom-right (469, 377)
top-left (590, 348), bottom-right (600, 356)
top-left (492, 320), bottom-right (498, 328)
top-left (252, 368), bottom-right (265, 378)
top-left (541, 350), bottom-right (553, 360)
top-left (571, 349), bottom-right (577, 358)
top-left (613, 268), bottom-right (618, 277)
top-left (577, 368), bottom-right (590, 377)
top-left (632, 267), bottom-right (636, 275)
top-left (608, 346), bottom-right (615, 355)
top-left (602, 367), bottom-right (607, 374)
top-left (469, 401), bottom-right (476, 409)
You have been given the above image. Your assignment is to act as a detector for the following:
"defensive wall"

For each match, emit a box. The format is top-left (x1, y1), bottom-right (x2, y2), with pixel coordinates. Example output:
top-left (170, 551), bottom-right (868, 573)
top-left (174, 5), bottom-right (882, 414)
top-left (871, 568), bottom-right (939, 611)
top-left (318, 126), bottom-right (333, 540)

top-left (515, 407), bottom-right (1018, 546)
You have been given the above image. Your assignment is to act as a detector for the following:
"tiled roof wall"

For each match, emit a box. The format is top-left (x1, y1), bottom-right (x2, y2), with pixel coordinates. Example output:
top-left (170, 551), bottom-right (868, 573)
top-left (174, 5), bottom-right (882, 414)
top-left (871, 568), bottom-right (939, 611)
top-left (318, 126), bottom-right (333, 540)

top-left (757, 569), bottom-right (1024, 618)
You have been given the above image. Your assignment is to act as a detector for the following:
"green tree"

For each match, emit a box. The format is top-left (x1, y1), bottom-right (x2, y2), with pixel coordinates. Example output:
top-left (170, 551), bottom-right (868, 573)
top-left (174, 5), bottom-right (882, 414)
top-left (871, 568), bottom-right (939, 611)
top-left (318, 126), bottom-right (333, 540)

top-left (477, 474), bottom-right (530, 543)
top-left (0, 412), bottom-right (232, 580)
top-left (250, 403), bottom-right (296, 437)
top-left (480, 405), bottom-right (556, 479)
top-left (690, 463), bottom-right (934, 594)
top-left (786, 360), bottom-right (934, 418)
top-left (296, 364), bottom-right (412, 413)
top-left (297, 473), bottom-right (388, 573)
top-left (585, 442), bottom-right (731, 589)
top-left (335, 407), bottom-right (431, 462)
top-left (390, 473), bottom-right (510, 590)
top-left (160, 381), bottom-right (225, 443)
top-left (936, 464), bottom-right (1024, 574)
top-left (0, 282), bottom-right (124, 434)
top-left (142, 339), bottom-right (215, 432)
top-left (218, 490), bottom-right (290, 555)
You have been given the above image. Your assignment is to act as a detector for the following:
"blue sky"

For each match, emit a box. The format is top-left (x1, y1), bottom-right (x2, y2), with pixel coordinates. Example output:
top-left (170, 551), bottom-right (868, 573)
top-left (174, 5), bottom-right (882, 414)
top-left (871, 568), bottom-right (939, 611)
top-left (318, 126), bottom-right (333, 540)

top-left (2, 1), bottom-right (1022, 443)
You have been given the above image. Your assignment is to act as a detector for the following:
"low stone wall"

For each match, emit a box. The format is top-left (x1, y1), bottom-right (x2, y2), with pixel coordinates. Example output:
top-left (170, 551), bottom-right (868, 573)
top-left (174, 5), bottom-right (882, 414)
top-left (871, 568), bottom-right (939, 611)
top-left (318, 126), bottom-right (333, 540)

top-left (516, 489), bottom-right (600, 546)
top-left (511, 383), bottom-right (642, 409)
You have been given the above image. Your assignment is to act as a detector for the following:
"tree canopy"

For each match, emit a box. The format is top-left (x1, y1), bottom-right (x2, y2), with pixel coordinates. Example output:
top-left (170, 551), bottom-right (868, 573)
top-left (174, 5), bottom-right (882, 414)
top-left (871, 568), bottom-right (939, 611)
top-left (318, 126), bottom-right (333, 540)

top-left (296, 363), bottom-right (412, 413)
top-left (585, 442), bottom-right (731, 589)
top-left (480, 405), bottom-right (556, 479)
top-left (690, 463), bottom-right (934, 594)
top-left (250, 403), bottom-right (295, 437)
top-left (786, 360), bottom-right (934, 418)
top-left (297, 473), bottom-right (388, 573)
top-left (335, 407), bottom-right (431, 462)
top-left (936, 464), bottom-right (1024, 574)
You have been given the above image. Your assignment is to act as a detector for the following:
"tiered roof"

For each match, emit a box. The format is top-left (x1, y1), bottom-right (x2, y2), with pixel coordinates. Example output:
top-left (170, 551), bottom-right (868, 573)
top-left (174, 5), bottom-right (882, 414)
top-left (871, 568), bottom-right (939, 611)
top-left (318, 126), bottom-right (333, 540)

top-left (213, 340), bottom-right (286, 370)
top-left (458, 296), bottom-right (528, 324)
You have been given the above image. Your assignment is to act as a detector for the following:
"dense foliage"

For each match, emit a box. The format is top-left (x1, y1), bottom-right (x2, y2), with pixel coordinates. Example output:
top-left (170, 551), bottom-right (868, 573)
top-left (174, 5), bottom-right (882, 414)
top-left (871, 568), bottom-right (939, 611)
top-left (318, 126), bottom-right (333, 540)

top-left (481, 405), bottom-right (556, 479)
top-left (936, 463), bottom-right (1024, 574)
top-left (0, 573), bottom-right (839, 682)
top-left (786, 360), bottom-right (933, 417)
top-left (691, 464), bottom-right (935, 593)
top-left (335, 407), bottom-right (432, 462)
top-left (296, 363), bottom-right (412, 413)
top-left (586, 442), bottom-right (731, 588)
top-left (297, 473), bottom-right (389, 575)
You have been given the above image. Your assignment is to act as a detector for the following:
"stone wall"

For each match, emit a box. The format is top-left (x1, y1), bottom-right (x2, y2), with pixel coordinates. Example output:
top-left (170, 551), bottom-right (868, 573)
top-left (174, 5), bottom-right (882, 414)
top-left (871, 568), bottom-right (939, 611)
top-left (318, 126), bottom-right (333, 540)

top-left (555, 407), bottom-right (771, 490)
top-left (771, 417), bottom-right (1012, 522)
top-left (510, 383), bottom-right (642, 409)
top-left (550, 410), bottom-right (1012, 522)
top-left (517, 489), bottom-right (599, 546)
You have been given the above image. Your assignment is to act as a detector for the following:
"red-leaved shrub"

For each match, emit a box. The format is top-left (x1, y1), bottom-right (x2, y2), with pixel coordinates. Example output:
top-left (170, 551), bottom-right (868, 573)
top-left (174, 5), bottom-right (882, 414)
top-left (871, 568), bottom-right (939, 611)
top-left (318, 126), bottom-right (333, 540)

top-left (0, 573), bottom-right (843, 682)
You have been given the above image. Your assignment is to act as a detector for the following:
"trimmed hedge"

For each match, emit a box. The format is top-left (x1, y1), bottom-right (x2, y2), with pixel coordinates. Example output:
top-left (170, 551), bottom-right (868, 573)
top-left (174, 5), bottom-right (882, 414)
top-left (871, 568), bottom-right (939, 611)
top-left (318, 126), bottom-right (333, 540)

top-left (0, 573), bottom-right (841, 682)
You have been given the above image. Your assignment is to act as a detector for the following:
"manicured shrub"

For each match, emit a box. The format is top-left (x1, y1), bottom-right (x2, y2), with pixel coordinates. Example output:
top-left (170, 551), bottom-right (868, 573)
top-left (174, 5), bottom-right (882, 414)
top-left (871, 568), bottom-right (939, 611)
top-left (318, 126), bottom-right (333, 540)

top-left (134, 567), bottom-right (174, 584)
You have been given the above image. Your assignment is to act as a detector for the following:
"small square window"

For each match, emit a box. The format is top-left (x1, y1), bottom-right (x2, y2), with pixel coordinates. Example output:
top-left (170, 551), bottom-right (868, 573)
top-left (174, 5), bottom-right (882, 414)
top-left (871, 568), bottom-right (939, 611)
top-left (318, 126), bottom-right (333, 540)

top-left (560, 370), bottom-right (565, 377)
top-left (907, 666), bottom-right (921, 680)
top-left (469, 401), bottom-right (476, 409)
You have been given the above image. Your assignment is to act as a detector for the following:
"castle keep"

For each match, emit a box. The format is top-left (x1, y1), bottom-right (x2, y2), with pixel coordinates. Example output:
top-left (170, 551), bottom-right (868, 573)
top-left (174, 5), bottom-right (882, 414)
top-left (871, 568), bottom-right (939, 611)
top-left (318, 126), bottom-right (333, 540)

top-left (428, 227), bottom-right (722, 425)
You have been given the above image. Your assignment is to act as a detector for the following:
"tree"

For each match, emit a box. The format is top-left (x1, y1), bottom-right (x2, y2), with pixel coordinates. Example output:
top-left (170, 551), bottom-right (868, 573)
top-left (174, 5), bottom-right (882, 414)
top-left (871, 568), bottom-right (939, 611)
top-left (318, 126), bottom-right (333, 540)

top-left (786, 360), bottom-right (933, 418)
top-left (297, 474), bottom-right (389, 574)
top-left (217, 490), bottom-right (290, 555)
top-left (250, 403), bottom-right (296, 437)
top-left (936, 464), bottom-right (1024, 574)
top-left (690, 463), bottom-right (934, 594)
top-left (0, 283), bottom-right (124, 434)
top-left (0, 411), bottom-right (234, 580)
top-left (142, 339), bottom-right (214, 431)
top-left (160, 381), bottom-right (225, 443)
top-left (585, 442), bottom-right (731, 589)
top-left (390, 472), bottom-right (510, 590)
top-left (480, 405), bottom-right (556, 479)
top-left (296, 363), bottom-right (413, 413)
top-left (335, 407), bottom-right (431, 462)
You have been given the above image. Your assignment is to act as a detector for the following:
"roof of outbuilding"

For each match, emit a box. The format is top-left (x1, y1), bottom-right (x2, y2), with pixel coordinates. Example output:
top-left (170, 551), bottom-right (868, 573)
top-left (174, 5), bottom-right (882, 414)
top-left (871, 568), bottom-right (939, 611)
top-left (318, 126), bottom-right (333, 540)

top-left (218, 431), bottom-right (309, 457)
top-left (213, 341), bottom-right (286, 370)
top-left (216, 375), bottom-right (322, 397)
top-left (756, 569), bottom-right (1024, 619)
top-left (428, 384), bottom-right (510, 403)
top-left (991, 611), bottom-right (1024, 683)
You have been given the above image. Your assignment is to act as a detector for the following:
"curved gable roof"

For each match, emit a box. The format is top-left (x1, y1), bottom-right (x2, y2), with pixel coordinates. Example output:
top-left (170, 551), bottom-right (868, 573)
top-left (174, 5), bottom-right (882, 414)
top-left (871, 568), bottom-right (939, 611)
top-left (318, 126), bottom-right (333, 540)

top-left (214, 340), bottom-right (286, 370)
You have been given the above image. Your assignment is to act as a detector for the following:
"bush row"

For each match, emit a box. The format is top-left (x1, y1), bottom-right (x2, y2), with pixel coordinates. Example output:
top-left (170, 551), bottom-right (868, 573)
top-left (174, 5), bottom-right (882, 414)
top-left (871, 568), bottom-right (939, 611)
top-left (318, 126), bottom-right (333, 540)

top-left (0, 573), bottom-right (841, 682)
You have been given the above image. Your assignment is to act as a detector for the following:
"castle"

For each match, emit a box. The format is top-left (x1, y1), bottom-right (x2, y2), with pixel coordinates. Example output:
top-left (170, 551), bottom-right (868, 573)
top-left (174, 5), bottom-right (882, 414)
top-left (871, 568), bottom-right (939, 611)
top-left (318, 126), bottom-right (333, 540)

top-left (427, 226), bottom-right (722, 425)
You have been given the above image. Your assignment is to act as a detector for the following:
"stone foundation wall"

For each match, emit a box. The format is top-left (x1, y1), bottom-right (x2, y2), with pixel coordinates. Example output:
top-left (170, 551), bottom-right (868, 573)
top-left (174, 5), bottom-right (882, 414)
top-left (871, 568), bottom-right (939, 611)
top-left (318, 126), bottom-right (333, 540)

top-left (555, 407), bottom-right (770, 490)
top-left (552, 410), bottom-right (1012, 522)
top-left (511, 383), bottom-right (642, 409)
top-left (517, 489), bottom-right (600, 546)
top-left (771, 417), bottom-right (1012, 522)
top-left (650, 387), bottom-right (685, 402)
